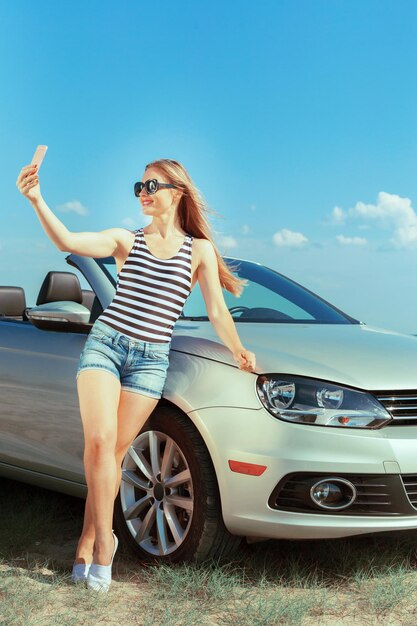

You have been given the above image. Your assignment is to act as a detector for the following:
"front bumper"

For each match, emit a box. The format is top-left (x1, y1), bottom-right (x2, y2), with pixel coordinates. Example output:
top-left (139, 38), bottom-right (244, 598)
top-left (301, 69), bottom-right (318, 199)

top-left (187, 405), bottom-right (417, 540)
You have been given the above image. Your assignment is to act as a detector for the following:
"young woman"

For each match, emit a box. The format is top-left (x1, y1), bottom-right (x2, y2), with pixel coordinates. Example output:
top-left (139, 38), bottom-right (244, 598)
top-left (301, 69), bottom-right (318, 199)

top-left (16, 157), bottom-right (256, 592)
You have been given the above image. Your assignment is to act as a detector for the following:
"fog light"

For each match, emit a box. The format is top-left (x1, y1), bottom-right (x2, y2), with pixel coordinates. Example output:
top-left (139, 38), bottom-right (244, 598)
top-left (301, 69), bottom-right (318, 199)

top-left (310, 478), bottom-right (356, 510)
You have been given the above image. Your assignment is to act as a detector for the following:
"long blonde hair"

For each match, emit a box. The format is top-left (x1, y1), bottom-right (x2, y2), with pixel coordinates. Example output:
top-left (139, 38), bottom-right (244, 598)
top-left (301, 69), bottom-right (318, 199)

top-left (144, 158), bottom-right (248, 297)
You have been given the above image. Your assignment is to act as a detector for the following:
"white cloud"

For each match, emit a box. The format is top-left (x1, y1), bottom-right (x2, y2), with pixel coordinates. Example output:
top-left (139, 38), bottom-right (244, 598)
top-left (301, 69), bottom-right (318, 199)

top-left (56, 200), bottom-right (89, 216)
top-left (335, 192), bottom-right (417, 249)
top-left (336, 235), bottom-right (367, 245)
top-left (216, 235), bottom-right (238, 250)
top-left (241, 224), bottom-right (250, 235)
top-left (331, 206), bottom-right (346, 224)
top-left (273, 228), bottom-right (308, 248)
top-left (121, 216), bottom-right (136, 227)
top-left (250, 204), bottom-right (256, 211)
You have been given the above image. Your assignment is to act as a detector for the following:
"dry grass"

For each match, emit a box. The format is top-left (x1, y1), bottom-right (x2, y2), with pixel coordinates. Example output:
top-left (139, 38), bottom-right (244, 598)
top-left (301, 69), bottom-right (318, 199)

top-left (2, 477), bottom-right (417, 625)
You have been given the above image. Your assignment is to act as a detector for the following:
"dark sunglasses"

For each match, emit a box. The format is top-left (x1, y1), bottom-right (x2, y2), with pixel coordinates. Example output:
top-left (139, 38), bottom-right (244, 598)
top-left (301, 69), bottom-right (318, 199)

top-left (134, 179), bottom-right (177, 197)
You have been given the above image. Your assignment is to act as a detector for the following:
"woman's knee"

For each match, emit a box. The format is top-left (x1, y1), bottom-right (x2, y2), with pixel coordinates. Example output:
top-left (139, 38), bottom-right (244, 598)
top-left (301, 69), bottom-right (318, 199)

top-left (84, 430), bottom-right (117, 456)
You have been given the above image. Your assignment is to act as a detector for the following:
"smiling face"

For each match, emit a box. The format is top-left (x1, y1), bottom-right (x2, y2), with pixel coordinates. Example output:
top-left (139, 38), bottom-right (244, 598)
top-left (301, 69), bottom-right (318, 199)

top-left (138, 166), bottom-right (182, 215)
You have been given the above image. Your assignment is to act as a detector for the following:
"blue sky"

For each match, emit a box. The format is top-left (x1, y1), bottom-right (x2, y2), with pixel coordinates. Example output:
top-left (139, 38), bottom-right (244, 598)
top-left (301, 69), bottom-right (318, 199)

top-left (1, 0), bottom-right (417, 333)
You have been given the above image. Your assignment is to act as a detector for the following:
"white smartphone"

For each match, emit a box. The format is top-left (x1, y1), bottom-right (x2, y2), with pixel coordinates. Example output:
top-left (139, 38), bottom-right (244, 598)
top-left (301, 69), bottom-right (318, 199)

top-left (31, 145), bottom-right (48, 170)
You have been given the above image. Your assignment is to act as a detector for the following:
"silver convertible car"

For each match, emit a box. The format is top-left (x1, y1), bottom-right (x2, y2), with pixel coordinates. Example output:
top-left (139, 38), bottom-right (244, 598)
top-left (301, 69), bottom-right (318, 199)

top-left (2, 250), bottom-right (417, 563)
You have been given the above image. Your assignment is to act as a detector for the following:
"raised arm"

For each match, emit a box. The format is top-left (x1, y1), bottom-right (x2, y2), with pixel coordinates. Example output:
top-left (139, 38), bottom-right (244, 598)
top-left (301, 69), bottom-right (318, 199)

top-left (16, 162), bottom-right (129, 258)
top-left (197, 239), bottom-right (256, 372)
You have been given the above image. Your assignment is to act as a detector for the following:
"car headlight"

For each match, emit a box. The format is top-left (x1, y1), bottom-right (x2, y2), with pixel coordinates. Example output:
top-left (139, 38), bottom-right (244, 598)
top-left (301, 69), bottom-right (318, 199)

top-left (256, 375), bottom-right (392, 429)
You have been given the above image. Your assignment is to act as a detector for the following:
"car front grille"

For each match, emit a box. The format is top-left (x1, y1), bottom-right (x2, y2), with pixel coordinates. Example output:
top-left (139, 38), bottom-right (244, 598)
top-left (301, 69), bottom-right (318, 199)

top-left (373, 390), bottom-right (417, 425)
top-left (402, 475), bottom-right (417, 509)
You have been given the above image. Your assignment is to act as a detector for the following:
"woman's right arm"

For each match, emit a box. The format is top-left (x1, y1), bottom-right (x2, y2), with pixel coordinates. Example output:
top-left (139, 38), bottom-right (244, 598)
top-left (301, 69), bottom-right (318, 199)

top-left (16, 163), bottom-right (126, 258)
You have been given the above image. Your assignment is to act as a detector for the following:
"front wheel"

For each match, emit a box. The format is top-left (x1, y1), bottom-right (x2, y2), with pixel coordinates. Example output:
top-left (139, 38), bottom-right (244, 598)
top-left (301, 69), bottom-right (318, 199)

top-left (114, 406), bottom-right (244, 563)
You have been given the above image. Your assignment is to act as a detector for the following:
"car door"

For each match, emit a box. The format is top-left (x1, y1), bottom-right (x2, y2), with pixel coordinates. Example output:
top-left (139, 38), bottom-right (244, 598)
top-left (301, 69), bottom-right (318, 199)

top-left (0, 255), bottom-right (115, 484)
top-left (0, 317), bottom-right (89, 483)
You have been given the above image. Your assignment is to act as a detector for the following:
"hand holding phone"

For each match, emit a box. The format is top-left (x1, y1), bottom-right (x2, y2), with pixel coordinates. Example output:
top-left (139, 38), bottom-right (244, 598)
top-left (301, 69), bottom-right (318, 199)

top-left (16, 144), bottom-right (48, 201)
top-left (31, 145), bottom-right (48, 171)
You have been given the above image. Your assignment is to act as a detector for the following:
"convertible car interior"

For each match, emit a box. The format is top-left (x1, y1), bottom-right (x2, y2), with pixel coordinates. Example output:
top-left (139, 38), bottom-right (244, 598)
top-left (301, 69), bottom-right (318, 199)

top-left (0, 271), bottom-right (100, 323)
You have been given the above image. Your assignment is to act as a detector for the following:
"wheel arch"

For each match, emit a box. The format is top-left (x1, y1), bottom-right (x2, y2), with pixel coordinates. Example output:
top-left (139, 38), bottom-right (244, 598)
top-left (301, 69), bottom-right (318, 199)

top-left (153, 397), bottom-right (231, 524)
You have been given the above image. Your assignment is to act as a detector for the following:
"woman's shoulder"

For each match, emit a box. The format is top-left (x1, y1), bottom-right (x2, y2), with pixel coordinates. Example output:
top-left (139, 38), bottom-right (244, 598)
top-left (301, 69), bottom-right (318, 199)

top-left (100, 226), bottom-right (138, 243)
top-left (193, 237), bottom-right (213, 249)
top-left (111, 227), bottom-right (138, 253)
top-left (192, 238), bottom-right (217, 269)
top-left (120, 227), bottom-right (143, 239)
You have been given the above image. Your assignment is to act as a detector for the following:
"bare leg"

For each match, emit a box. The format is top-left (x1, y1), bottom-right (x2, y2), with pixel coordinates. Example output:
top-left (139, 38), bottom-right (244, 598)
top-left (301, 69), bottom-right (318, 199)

top-left (74, 494), bottom-right (95, 564)
top-left (76, 369), bottom-right (121, 565)
top-left (74, 381), bottom-right (159, 565)
top-left (110, 388), bottom-right (159, 498)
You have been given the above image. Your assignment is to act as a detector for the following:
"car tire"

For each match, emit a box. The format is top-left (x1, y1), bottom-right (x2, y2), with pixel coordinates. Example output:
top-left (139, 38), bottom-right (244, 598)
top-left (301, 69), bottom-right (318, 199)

top-left (114, 405), bottom-right (245, 563)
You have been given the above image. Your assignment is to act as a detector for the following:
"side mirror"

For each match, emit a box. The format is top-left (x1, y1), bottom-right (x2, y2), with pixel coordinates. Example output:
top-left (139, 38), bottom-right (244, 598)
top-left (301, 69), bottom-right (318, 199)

top-left (26, 301), bottom-right (92, 332)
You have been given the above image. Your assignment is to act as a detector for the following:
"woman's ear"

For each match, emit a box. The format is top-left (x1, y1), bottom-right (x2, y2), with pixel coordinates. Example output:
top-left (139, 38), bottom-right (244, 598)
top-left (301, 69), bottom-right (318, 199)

top-left (172, 188), bottom-right (184, 204)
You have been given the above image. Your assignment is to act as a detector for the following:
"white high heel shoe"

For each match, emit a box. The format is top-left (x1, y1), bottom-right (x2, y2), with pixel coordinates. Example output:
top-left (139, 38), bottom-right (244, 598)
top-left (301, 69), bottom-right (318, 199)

top-left (86, 530), bottom-right (118, 593)
top-left (71, 561), bottom-right (91, 584)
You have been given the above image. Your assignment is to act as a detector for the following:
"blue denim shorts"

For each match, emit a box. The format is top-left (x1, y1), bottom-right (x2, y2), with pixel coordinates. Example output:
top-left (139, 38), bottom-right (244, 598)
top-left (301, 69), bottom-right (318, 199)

top-left (76, 319), bottom-right (171, 399)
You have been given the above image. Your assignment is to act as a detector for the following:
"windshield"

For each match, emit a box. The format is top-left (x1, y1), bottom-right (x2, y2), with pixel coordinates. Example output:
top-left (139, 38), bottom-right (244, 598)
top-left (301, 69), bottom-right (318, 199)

top-left (96, 256), bottom-right (357, 325)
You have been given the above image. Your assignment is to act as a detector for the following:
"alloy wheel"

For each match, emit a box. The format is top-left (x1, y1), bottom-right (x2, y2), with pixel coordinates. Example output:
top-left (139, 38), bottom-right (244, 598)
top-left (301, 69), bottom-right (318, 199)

top-left (120, 430), bottom-right (194, 556)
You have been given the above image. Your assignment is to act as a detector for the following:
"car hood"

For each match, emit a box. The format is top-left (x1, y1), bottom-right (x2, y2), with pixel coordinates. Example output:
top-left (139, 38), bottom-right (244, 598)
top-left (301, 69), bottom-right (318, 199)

top-left (172, 321), bottom-right (417, 391)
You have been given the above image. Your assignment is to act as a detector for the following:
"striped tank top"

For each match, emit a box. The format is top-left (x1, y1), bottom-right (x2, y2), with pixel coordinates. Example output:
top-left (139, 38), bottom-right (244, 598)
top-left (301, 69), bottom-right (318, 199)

top-left (98, 227), bottom-right (193, 343)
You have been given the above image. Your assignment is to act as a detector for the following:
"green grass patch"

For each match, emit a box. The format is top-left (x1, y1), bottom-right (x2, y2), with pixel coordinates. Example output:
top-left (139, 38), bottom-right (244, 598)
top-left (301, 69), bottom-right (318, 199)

top-left (3, 477), bottom-right (417, 625)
